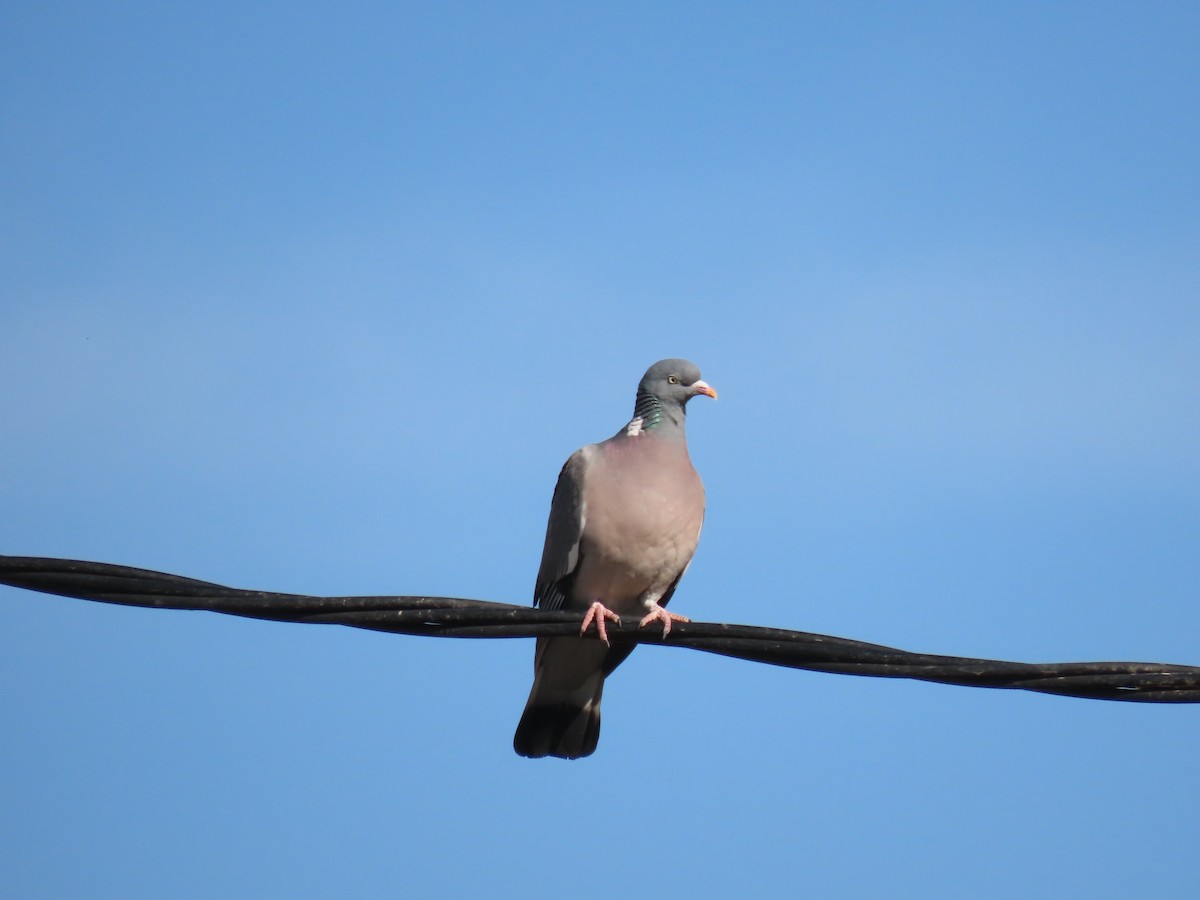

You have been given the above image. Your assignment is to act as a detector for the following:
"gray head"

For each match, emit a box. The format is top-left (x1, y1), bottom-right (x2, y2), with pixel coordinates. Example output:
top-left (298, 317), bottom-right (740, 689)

top-left (630, 359), bottom-right (717, 433)
top-left (638, 358), bottom-right (717, 405)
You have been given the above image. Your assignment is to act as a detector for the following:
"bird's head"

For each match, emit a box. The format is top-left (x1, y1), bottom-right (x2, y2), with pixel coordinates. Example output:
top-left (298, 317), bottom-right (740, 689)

top-left (638, 358), bottom-right (717, 408)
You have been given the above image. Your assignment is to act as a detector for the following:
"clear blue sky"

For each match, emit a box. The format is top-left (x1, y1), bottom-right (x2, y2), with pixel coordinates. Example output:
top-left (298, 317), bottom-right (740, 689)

top-left (3, 3), bottom-right (1198, 897)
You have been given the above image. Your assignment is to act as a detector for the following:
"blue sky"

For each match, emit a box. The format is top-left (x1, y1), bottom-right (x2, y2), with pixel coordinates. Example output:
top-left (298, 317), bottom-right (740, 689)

top-left (2, 2), bottom-right (1198, 897)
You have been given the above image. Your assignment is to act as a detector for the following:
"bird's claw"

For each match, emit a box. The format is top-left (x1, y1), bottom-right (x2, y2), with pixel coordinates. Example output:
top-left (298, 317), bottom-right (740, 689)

top-left (581, 601), bottom-right (622, 645)
top-left (638, 604), bottom-right (690, 637)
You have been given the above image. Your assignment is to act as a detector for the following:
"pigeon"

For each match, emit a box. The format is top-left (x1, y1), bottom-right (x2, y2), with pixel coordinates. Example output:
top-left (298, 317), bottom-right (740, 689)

top-left (513, 359), bottom-right (716, 759)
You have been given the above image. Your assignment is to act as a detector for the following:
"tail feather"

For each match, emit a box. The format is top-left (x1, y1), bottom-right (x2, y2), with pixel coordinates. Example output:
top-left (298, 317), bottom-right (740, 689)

top-left (513, 695), bottom-right (602, 759)
top-left (514, 636), bottom-right (607, 759)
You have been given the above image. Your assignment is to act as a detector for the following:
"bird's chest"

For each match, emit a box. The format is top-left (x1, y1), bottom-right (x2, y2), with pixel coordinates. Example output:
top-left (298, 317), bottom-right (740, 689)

top-left (576, 440), bottom-right (703, 591)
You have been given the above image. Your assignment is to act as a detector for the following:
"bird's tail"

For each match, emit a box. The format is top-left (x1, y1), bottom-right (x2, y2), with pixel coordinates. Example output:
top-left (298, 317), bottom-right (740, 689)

top-left (513, 689), bottom-right (602, 759)
top-left (513, 637), bottom-right (606, 759)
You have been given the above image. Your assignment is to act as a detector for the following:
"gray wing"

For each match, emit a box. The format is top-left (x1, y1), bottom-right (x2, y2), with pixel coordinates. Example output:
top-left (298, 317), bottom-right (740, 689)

top-left (533, 446), bottom-right (592, 611)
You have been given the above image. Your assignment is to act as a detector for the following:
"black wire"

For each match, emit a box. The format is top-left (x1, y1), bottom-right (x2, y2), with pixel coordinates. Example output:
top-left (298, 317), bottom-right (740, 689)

top-left (3, 554), bottom-right (1198, 703)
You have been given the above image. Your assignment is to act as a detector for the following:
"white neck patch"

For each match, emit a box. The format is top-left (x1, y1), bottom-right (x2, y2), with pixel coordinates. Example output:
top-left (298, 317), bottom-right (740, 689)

top-left (625, 417), bottom-right (644, 437)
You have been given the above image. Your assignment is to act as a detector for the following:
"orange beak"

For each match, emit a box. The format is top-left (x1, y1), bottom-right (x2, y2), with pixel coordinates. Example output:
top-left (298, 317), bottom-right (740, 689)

top-left (692, 380), bottom-right (718, 400)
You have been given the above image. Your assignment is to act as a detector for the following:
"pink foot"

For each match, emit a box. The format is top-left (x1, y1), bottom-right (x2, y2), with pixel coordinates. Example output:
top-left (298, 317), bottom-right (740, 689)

top-left (580, 601), bottom-right (622, 644)
top-left (638, 603), bottom-right (691, 637)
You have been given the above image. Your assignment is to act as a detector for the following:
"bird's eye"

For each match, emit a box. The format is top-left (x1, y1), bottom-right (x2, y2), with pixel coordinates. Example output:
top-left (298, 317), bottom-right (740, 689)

top-left (668, 375), bottom-right (678, 384)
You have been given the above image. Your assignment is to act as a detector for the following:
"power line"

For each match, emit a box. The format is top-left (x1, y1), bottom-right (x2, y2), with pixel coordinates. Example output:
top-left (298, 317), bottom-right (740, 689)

top-left (3, 554), bottom-right (1198, 703)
